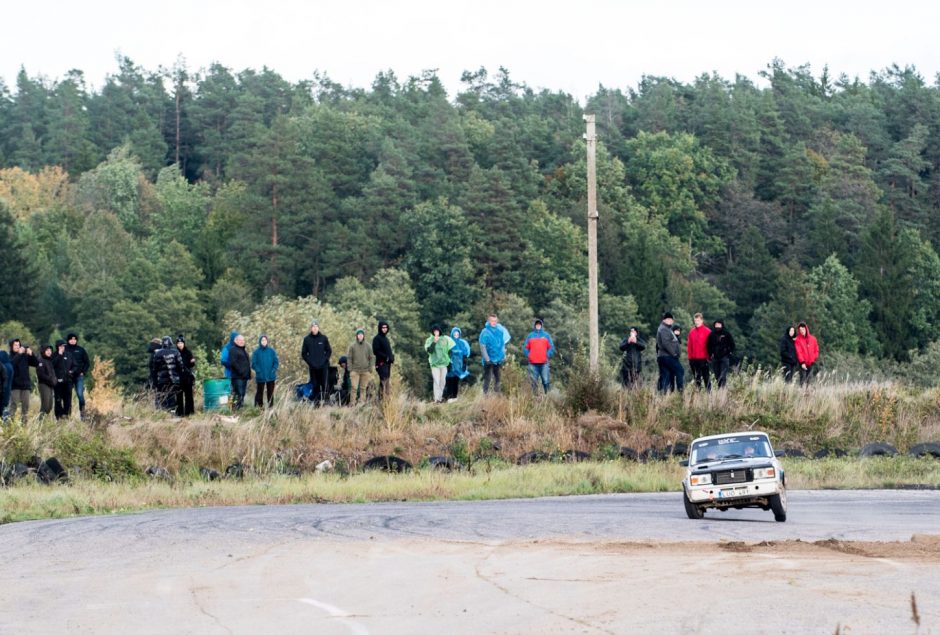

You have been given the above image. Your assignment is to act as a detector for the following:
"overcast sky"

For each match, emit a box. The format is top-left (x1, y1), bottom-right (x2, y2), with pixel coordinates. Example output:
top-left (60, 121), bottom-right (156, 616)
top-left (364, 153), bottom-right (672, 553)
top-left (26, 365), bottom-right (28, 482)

top-left (3, 0), bottom-right (939, 100)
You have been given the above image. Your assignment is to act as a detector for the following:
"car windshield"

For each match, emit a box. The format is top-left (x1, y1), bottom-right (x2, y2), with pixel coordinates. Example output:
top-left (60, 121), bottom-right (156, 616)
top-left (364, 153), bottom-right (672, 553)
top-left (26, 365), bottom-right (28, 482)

top-left (690, 437), bottom-right (771, 464)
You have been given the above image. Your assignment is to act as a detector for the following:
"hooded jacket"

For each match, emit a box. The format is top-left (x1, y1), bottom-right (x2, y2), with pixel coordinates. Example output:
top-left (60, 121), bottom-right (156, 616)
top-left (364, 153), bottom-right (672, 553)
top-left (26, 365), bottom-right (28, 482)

top-left (301, 330), bottom-right (332, 369)
top-left (36, 346), bottom-right (57, 388)
top-left (619, 329), bottom-right (646, 373)
top-left (229, 339), bottom-right (252, 380)
top-left (372, 321), bottom-right (395, 367)
top-left (687, 324), bottom-right (711, 361)
top-left (251, 336), bottom-right (279, 383)
top-left (65, 334), bottom-right (90, 378)
top-left (10, 343), bottom-right (37, 390)
top-left (479, 322), bottom-right (511, 365)
top-left (779, 328), bottom-right (799, 367)
top-left (177, 339), bottom-right (196, 384)
top-left (447, 327), bottom-right (471, 379)
top-left (425, 330), bottom-right (456, 368)
top-left (220, 331), bottom-right (238, 379)
top-left (524, 322), bottom-right (555, 364)
top-left (346, 332), bottom-right (375, 373)
top-left (795, 323), bottom-right (819, 366)
top-left (52, 342), bottom-right (72, 384)
top-left (656, 321), bottom-right (680, 358)
top-left (153, 336), bottom-right (184, 386)
top-left (706, 324), bottom-right (736, 360)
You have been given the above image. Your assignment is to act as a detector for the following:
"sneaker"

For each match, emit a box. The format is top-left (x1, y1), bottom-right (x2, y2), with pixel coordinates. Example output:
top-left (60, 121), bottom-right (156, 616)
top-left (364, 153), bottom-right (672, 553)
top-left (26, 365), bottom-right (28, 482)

top-left (447, 398), bottom-right (458, 403)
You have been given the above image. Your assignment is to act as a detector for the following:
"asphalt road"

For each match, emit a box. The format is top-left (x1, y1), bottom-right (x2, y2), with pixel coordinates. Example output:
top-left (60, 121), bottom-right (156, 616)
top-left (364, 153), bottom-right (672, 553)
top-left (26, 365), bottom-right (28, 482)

top-left (1, 490), bottom-right (938, 634)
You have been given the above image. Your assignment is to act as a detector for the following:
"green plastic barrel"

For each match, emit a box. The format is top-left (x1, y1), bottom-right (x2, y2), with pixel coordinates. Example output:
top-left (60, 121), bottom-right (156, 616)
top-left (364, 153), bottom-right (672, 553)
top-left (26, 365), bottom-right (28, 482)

top-left (203, 378), bottom-right (231, 411)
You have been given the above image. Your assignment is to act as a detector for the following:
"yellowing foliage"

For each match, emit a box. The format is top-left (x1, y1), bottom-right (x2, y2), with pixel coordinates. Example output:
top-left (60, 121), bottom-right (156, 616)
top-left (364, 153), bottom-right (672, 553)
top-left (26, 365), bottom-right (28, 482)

top-left (0, 166), bottom-right (71, 218)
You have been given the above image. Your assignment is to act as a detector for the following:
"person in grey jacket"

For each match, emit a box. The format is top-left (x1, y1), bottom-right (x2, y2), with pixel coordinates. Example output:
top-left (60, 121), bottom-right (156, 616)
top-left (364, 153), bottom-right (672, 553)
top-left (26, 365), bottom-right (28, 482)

top-left (656, 312), bottom-right (684, 394)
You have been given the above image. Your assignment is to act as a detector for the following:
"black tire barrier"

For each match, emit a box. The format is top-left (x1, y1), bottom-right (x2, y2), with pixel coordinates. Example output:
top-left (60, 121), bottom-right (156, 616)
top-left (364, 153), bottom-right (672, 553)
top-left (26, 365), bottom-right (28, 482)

top-left (561, 450), bottom-right (591, 463)
top-left (146, 466), bottom-right (172, 480)
top-left (428, 456), bottom-right (456, 471)
top-left (639, 448), bottom-right (661, 463)
top-left (859, 442), bottom-right (898, 457)
top-left (37, 458), bottom-right (68, 484)
top-left (663, 443), bottom-right (689, 459)
top-left (908, 443), bottom-right (940, 459)
top-left (620, 447), bottom-right (639, 461)
top-left (1, 462), bottom-right (31, 486)
top-left (225, 463), bottom-right (246, 479)
top-left (516, 451), bottom-right (550, 466)
top-left (363, 455), bottom-right (412, 473)
top-left (199, 466), bottom-right (221, 481)
top-left (777, 448), bottom-right (806, 458)
top-left (813, 448), bottom-right (848, 459)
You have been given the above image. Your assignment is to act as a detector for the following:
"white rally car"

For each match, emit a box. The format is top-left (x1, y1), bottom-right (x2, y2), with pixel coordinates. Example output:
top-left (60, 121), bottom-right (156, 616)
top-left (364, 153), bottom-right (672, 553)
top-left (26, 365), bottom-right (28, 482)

top-left (681, 431), bottom-right (787, 522)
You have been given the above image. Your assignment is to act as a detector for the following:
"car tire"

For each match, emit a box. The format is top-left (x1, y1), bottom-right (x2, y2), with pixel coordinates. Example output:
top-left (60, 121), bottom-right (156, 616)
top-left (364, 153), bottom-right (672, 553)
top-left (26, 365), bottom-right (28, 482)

top-left (859, 442), bottom-right (898, 457)
top-left (769, 490), bottom-right (787, 522)
top-left (908, 443), bottom-right (940, 459)
top-left (683, 490), bottom-right (705, 519)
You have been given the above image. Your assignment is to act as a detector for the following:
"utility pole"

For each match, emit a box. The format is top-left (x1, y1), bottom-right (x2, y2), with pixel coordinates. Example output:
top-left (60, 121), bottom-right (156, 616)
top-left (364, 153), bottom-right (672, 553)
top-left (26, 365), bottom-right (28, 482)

top-left (584, 114), bottom-right (599, 374)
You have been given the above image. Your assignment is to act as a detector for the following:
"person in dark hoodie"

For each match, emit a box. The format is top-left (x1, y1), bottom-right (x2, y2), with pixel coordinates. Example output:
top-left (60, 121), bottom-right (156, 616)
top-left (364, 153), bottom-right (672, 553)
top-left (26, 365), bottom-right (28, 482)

top-left (301, 321), bottom-right (331, 405)
top-left (220, 331), bottom-right (238, 379)
top-left (372, 320), bottom-right (394, 401)
top-left (36, 345), bottom-right (57, 417)
top-left (9, 339), bottom-right (37, 423)
top-left (251, 334), bottom-right (279, 408)
top-left (229, 334), bottom-right (251, 410)
top-left (52, 340), bottom-right (72, 419)
top-left (779, 326), bottom-right (798, 383)
top-left (176, 335), bottom-right (196, 416)
top-left (0, 345), bottom-right (12, 419)
top-left (619, 327), bottom-right (646, 387)
top-left (147, 337), bottom-right (162, 390)
top-left (152, 336), bottom-right (183, 412)
top-left (706, 320), bottom-right (736, 388)
top-left (656, 313), bottom-right (683, 393)
top-left (65, 333), bottom-right (90, 418)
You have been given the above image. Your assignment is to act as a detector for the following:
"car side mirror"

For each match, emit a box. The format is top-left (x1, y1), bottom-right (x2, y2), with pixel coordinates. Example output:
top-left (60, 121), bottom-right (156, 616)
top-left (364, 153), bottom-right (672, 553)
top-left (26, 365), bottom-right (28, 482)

top-left (774, 449), bottom-right (785, 457)
top-left (679, 459), bottom-right (689, 467)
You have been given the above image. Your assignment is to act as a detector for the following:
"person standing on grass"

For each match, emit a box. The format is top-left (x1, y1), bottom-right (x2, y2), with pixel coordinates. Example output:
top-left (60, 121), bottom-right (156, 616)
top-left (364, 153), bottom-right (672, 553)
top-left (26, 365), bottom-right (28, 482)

top-left (336, 356), bottom-right (352, 405)
top-left (706, 320), bottom-right (736, 388)
top-left (372, 320), bottom-right (395, 401)
top-left (445, 326), bottom-right (471, 401)
top-left (346, 328), bottom-right (374, 405)
top-left (176, 336), bottom-right (196, 416)
top-left (229, 334), bottom-right (251, 411)
top-left (65, 333), bottom-right (90, 419)
top-left (220, 331), bottom-right (238, 379)
top-left (425, 325), bottom-right (455, 404)
top-left (479, 314), bottom-right (511, 394)
top-left (9, 339), bottom-right (37, 423)
top-left (779, 326), bottom-right (798, 383)
top-left (687, 313), bottom-right (711, 390)
top-left (671, 324), bottom-right (684, 392)
top-left (147, 337), bottom-right (162, 390)
top-left (524, 319), bottom-right (555, 395)
top-left (301, 321), bottom-right (332, 405)
top-left (152, 336), bottom-right (184, 412)
top-left (656, 312), bottom-right (683, 393)
top-left (36, 345), bottom-right (56, 417)
top-left (795, 321), bottom-right (819, 387)
top-left (619, 327), bottom-right (645, 387)
top-left (52, 340), bottom-right (72, 419)
top-left (250, 335), bottom-right (278, 408)
top-left (0, 345), bottom-right (12, 420)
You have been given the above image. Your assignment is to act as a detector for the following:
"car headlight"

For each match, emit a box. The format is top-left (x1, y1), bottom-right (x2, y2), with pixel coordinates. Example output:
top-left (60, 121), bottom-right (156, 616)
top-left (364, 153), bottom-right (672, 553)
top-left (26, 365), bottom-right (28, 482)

top-left (689, 473), bottom-right (712, 486)
top-left (753, 467), bottom-right (776, 479)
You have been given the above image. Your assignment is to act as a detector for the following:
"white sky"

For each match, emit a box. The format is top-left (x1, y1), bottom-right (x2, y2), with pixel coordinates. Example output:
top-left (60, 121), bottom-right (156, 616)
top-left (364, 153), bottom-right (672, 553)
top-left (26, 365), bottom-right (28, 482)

top-left (3, 0), bottom-right (939, 100)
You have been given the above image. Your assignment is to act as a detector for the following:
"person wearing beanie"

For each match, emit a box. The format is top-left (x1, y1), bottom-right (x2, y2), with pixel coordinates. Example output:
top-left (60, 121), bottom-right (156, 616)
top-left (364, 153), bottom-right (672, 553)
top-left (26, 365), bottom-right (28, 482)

top-left (687, 313), bottom-right (712, 390)
top-left (524, 319), bottom-right (555, 395)
top-left (346, 328), bottom-right (375, 405)
top-left (425, 325), bottom-right (456, 403)
top-left (176, 335), bottom-right (197, 416)
top-left (706, 320), bottom-right (736, 388)
top-left (52, 340), bottom-right (73, 419)
top-left (301, 321), bottom-right (332, 405)
top-left (656, 312), bottom-right (683, 393)
top-left (65, 332), bottom-right (90, 418)
top-left (35, 345), bottom-right (57, 417)
top-left (372, 320), bottom-right (395, 401)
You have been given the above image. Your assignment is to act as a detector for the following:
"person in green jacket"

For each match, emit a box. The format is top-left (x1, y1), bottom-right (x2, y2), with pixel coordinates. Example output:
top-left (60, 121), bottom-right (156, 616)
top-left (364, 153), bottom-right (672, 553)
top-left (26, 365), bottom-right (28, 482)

top-left (425, 325), bottom-right (455, 404)
top-left (346, 328), bottom-right (375, 404)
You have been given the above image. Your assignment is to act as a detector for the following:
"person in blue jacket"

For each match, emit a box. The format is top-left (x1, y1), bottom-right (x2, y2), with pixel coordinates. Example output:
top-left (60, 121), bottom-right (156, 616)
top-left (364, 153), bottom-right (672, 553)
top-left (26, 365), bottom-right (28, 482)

top-left (220, 331), bottom-right (238, 379)
top-left (444, 326), bottom-right (471, 401)
top-left (479, 314), bottom-right (511, 394)
top-left (251, 334), bottom-right (279, 408)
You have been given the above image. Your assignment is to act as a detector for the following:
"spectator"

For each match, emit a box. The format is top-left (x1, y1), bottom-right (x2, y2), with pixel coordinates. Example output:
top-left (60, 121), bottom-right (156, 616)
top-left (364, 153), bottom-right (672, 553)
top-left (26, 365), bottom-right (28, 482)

top-left (346, 328), bottom-right (374, 405)
top-left (35, 345), bottom-right (56, 417)
top-left (445, 326), bottom-right (471, 401)
top-left (336, 356), bottom-right (352, 405)
top-left (52, 340), bottom-right (72, 419)
top-left (65, 333), bottom-right (90, 419)
top-left (9, 339), bottom-right (37, 423)
top-left (228, 333), bottom-right (251, 410)
top-left (479, 314), bottom-right (511, 394)
top-left (251, 334), bottom-right (279, 408)
top-left (779, 326), bottom-right (798, 383)
top-left (687, 313), bottom-right (712, 390)
top-left (152, 336), bottom-right (183, 412)
top-left (220, 331), bottom-right (238, 379)
top-left (372, 320), bottom-right (394, 401)
top-left (795, 322), bottom-right (819, 387)
top-left (147, 337), bottom-right (162, 390)
top-left (671, 324), bottom-right (683, 392)
top-left (176, 335), bottom-right (196, 416)
top-left (619, 327), bottom-right (645, 387)
top-left (656, 312), bottom-right (684, 393)
top-left (425, 325), bottom-right (455, 404)
top-left (301, 321), bottom-right (332, 405)
top-left (524, 319), bottom-right (555, 395)
top-left (0, 346), bottom-right (12, 420)
top-left (706, 320), bottom-right (736, 388)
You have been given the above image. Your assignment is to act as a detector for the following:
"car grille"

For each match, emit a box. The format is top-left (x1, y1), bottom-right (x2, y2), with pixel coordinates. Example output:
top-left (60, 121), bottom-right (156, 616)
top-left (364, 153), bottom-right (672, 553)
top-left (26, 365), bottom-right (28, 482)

top-left (713, 469), bottom-right (751, 485)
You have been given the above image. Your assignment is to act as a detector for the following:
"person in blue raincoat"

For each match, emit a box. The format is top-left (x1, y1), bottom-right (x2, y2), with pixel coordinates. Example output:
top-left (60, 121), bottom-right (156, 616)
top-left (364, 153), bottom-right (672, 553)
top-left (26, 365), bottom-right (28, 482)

top-left (479, 314), bottom-right (511, 394)
top-left (444, 326), bottom-right (471, 400)
top-left (220, 331), bottom-right (238, 379)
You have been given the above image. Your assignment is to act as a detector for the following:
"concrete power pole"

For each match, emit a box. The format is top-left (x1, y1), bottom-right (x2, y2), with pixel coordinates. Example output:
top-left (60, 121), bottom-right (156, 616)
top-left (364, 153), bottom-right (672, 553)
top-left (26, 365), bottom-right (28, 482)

top-left (584, 115), bottom-right (600, 374)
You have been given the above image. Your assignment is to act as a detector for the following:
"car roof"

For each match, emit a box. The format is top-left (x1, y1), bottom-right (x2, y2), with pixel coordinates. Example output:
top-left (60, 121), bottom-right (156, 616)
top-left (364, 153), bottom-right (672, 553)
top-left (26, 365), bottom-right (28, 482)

top-left (692, 431), bottom-right (771, 444)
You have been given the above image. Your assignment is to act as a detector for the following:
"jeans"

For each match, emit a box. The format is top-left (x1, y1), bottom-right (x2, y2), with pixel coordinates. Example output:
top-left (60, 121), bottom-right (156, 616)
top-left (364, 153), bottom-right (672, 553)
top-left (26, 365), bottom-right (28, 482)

top-left (713, 357), bottom-right (732, 388)
top-left (73, 375), bottom-right (86, 412)
top-left (689, 359), bottom-right (711, 390)
top-left (231, 378), bottom-right (248, 410)
top-left (657, 356), bottom-right (684, 393)
top-left (528, 363), bottom-right (550, 394)
top-left (482, 363), bottom-right (502, 394)
top-left (54, 381), bottom-right (72, 418)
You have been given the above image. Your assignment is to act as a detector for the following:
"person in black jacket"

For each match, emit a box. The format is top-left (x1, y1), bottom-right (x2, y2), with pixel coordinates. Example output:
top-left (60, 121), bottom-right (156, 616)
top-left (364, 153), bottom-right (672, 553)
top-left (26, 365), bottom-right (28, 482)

top-left (301, 321), bottom-right (331, 405)
top-left (176, 335), bottom-right (196, 416)
top-left (36, 345), bottom-right (57, 417)
top-left (779, 326), bottom-right (798, 383)
top-left (706, 320), bottom-right (736, 388)
top-left (152, 336), bottom-right (184, 411)
top-left (65, 333), bottom-right (90, 418)
top-left (619, 327), bottom-right (646, 387)
top-left (52, 340), bottom-right (73, 419)
top-left (228, 334), bottom-right (251, 410)
top-left (9, 339), bottom-right (37, 423)
top-left (372, 320), bottom-right (394, 401)
top-left (146, 337), bottom-right (162, 390)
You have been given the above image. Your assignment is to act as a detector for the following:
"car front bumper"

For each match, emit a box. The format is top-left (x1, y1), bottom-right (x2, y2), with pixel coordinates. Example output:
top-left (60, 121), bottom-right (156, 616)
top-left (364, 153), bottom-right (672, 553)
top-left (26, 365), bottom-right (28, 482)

top-left (686, 480), bottom-right (782, 505)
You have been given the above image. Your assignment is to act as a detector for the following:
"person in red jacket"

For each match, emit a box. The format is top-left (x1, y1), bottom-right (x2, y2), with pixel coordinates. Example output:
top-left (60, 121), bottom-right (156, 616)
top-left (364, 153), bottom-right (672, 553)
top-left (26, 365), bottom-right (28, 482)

top-left (687, 313), bottom-right (711, 390)
top-left (524, 319), bottom-right (555, 395)
top-left (794, 321), bottom-right (819, 386)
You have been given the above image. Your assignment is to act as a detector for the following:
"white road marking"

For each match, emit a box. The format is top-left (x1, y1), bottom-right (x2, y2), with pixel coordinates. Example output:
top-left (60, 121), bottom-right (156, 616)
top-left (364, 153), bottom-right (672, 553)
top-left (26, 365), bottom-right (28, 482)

top-left (298, 598), bottom-right (370, 635)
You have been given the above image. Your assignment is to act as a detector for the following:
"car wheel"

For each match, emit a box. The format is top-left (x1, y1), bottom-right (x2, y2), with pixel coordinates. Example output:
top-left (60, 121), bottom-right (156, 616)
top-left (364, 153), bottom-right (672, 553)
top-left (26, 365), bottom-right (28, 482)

top-left (769, 489), bottom-right (787, 522)
top-left (683, 491), bottom-right (705, 519)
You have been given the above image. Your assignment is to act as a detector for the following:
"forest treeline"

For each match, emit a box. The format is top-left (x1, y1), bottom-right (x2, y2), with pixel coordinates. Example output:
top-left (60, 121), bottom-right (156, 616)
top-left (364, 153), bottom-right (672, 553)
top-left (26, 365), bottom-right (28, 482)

top-left (2, 58), bottom-right (940, 390)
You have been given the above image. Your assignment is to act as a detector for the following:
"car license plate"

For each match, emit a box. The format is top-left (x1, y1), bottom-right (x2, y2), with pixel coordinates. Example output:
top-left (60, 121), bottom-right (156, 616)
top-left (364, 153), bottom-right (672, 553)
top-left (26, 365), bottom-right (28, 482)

top-left (718, 487), bottom-right (747, 498)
